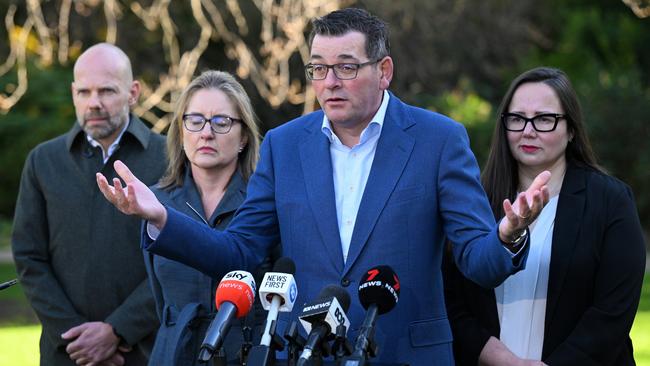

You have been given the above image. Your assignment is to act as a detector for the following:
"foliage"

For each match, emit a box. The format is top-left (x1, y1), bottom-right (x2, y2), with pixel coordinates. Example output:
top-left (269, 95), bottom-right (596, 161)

top-left (0, 218), bottom-right (11, 251)
top-left (518, 0), bottom-right (650, 230)
top-left (0, 63), bottom-right (74, 218)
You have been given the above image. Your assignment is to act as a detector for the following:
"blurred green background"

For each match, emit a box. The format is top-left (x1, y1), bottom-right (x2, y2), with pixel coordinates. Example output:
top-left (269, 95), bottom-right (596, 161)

top-left (0, 0), bottom-right (648, 364)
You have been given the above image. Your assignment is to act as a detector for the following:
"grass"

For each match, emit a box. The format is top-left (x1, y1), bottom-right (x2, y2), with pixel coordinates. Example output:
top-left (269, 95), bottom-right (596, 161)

top-left (0, 268), bottom-right (649, 364)
top-left (0, 324), bottom-right (40, 366)
top-left (0, 217), bottom-right (11, 251)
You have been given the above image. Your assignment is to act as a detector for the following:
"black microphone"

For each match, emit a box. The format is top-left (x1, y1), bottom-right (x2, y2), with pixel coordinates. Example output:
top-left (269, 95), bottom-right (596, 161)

top-left (0, 279), bottom-right (18, 291)
top-left (342, 265), bottom-right (400, 366)
top-left (297, 285), bottom-right (351, 366)
top-left (247, 257), bottom-right (298, 366)
top-left (198, 270), bottom-right (257, 362)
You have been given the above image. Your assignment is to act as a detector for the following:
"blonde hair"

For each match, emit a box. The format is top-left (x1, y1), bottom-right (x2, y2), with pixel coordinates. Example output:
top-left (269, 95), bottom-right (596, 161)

top-left (159, 70), bottom-right (261, 188)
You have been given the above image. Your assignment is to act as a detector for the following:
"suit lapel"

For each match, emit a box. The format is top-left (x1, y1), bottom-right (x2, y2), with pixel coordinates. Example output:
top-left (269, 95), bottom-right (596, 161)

top-left (299, 118), bottom-right (345, 273)
top-left (343, 98), bottom-right (415, 275)
top-left (545, 166), bottom-right (586, 331)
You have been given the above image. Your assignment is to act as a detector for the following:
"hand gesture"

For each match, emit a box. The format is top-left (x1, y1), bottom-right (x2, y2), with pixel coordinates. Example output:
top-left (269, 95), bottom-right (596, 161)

top-left (96, 160), bottom-right (167, 228)
top-left (498, 171), bottom-right (551, 245)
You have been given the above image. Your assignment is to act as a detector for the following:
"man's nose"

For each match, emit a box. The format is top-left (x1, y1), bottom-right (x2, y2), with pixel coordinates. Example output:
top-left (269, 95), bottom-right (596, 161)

top-left (87, 92), bottom-right (102, 108)
top-left (323, 68), bottom-right (341, 88)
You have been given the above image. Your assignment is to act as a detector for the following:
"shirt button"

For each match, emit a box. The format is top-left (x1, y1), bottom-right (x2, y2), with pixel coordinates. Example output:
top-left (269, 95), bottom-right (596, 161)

top-left (341, 278), bottom-right (351, 287)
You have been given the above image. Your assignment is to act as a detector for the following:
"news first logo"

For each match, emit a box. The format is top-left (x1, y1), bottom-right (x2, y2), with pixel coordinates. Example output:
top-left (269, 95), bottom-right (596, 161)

top-left (259, 272), bottom-right (298, 312)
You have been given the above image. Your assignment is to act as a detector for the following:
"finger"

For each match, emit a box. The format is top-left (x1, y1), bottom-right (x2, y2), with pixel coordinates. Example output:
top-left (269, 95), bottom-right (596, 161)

top-left (95, 173), bottom-right (114, 195)
top-left (524, 170), bottom-right (551, 195)
top-left (502, 198), bottom-right (522, 227)
top-left (113, 160), bottom-right (139, 184)
top-left (118, 345), bottom-right (132, 352)
top-left (112, 178), bottom-right (129, 208)
top-left (62, 324), bottom-right (85, 340)
top-left (516, 192), bottom-right (531, 219)
top-left (69, 348), bottom-right (86, 360)
top-left (112, 352), bottom-right (125, 366)
top-left (74, 356), bottom-right (89, 365)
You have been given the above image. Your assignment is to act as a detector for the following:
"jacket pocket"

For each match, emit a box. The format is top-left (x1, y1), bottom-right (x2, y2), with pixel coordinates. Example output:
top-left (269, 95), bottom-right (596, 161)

top-left (409, 317), bottom-right (453, 347)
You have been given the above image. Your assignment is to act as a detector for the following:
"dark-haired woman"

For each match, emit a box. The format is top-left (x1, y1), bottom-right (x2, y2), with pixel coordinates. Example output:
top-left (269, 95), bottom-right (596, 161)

top-left (443, 67), bottom-right (645, 365)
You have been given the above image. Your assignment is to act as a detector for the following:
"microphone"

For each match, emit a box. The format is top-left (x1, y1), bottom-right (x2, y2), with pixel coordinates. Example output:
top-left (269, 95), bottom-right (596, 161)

top-left (247, 257), bottom-right (298, 366)
top-left (198, 270), bottom-right (257, 362)
top-left (297, 285), bottom-right (351, 366)
top-left (259, 257), bottom-right (298, 346)
top-left (342, 265), bottom-right (400, 366)
top-left (0, 279), bottom-right (18, 291)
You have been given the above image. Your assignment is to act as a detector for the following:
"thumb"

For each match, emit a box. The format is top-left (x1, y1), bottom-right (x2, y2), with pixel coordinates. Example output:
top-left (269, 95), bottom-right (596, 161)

top-left (525, 170), bottom-right (551, 195)
top-left (61, 323), bottom-right (86, 339)
top-left (113, 160), bottom-right (139, 184)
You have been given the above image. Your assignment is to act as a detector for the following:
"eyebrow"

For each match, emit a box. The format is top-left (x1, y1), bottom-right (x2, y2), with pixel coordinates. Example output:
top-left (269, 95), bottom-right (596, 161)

top-left (309, 53), bottom-right (360, 62)
top-left (509, 110), bottom-right (561, 115)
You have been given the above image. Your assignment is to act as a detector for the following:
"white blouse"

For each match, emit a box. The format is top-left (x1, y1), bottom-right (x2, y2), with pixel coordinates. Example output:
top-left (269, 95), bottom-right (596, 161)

top-left (495, 195), bottom-right (559, 359)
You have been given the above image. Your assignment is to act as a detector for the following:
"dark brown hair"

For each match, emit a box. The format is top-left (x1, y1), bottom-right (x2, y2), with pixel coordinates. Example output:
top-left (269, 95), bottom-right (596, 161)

top-left (482, 67), bottom-right (602, 217)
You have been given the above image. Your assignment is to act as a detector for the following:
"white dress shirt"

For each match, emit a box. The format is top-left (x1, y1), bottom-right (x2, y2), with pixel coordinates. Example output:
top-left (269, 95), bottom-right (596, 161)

top-left (320, 91), bottom-right (390, 262)
top-left (496, 195), bottom-right (559, 359)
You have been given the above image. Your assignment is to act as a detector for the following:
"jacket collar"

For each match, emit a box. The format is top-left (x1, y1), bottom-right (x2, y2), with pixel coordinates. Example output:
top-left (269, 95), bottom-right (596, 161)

top-left (164, 165), bottom-right (247, 226)
top-left (298, 92), bottom-right (416, 274)
top-left (65, 114), bottom-right (152, 151)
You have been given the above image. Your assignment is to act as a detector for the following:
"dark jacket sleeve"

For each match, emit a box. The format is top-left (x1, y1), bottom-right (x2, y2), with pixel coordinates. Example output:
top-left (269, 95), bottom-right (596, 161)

top-left (544, 184), bottom-right (646, 365)
top-left (442, 245), bottom-right (495, 365)
top-left (105, 279), bottom-right (160, 346)
top-left (11, 151), bottom-right (87, 347)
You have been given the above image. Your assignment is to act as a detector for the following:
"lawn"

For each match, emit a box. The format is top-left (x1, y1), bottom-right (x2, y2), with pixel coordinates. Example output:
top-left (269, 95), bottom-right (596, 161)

top-left (0, 265), bottom-right (649, 364)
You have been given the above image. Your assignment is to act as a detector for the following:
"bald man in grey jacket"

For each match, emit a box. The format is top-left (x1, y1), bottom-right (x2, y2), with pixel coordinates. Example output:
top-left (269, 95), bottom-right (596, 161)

top-left (12, 43), bottom-right (166, 365)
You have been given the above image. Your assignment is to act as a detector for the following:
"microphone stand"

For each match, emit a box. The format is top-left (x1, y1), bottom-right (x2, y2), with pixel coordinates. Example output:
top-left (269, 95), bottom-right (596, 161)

top-left (283, 321), bottom-right (306, 366)
top-left (247, 320), bottom-right (286, 366)
top-left (331, 324), bottom-right (353, 362)
top-left (198, 347), bottom-right (226, 366)
top-left (340, 305), bottom-right (379, 366)
top-left (240, 326), bottom-right (253, 365)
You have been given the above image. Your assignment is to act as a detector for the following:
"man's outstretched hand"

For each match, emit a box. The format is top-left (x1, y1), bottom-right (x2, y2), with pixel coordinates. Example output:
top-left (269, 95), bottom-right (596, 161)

top-left (96, 160), bottom-right (167, 229)
top-left (498, 171), bottom-right (551, 249)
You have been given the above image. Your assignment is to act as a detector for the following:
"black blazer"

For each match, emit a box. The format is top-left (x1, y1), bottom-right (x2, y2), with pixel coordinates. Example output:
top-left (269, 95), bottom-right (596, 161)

top-left (443, 165), bottom-right (646, 365)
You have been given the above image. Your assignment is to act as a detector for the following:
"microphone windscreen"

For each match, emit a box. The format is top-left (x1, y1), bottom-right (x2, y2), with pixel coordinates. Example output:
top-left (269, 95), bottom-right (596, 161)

top-left (358, 265), bottom-right (400, 315)
top-left (272, 257), bottom-right (296, 275)
top-left (317, 284), bottom-right (351, 312)
top-left (215, 271), bottom-right (256, 318)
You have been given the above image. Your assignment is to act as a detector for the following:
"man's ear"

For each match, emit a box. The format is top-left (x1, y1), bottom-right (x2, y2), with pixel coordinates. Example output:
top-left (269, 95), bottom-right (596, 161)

top-left (128, 80), bottom-right (141, 107)
top-left (378, 56), bottom-right (394, 90)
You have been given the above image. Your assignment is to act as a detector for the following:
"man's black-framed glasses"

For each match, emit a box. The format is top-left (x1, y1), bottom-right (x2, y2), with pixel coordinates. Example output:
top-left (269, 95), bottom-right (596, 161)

top-left (304, 59), bottom-right (381, 80)
top-left (182, 113), bottom-right (242, 134)
top-left (501, 113), bottom-right (566, 132)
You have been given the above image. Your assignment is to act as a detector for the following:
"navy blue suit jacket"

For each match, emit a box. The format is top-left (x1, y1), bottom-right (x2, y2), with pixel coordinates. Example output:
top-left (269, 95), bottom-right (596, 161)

top-left (146, 93), bottom-right (528, 365)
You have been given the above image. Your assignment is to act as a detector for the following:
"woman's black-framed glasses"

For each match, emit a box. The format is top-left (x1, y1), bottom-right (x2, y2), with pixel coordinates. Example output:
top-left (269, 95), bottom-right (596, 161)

top-left (182, 113), bottom-right (242, 134)
top-left (304, 59), bottom-right (381, 80)
top-left (501, 113), bottom-right (566, 132)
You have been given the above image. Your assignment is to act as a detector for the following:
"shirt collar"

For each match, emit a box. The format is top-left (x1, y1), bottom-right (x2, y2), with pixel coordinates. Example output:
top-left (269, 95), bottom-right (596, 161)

top-left (86, 119), bottom-right (130, 161)
top-left (321, 90), bottom-right (391, 144)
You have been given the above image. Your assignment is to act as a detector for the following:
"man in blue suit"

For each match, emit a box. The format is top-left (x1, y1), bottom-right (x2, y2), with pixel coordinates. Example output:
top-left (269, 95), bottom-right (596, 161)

top-left (98, 8), bottom-right (549, 365)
